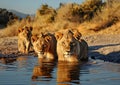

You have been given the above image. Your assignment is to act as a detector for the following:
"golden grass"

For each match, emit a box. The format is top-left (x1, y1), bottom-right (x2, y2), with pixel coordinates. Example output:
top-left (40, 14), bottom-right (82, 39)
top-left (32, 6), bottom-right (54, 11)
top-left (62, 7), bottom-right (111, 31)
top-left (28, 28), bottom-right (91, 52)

top-left (0, 1), bottom-right (120, 37)
top-left (0, 21), bottom-right (19, 37)
top-left (90, 1), bottom-right (120, 31)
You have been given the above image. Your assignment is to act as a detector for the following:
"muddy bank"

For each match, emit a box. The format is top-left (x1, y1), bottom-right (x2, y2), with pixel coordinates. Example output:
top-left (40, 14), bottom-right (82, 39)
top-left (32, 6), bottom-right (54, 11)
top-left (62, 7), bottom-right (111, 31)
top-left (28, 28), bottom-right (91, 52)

top-left (0, 34), bottom-right (120, 63)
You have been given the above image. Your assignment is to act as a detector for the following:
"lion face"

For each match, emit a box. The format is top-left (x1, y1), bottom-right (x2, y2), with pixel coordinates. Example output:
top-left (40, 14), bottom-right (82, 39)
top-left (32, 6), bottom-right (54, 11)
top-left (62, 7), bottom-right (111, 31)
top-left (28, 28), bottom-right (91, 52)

top-left (31, 32), bottom-right (57, 60)
top-left (59, 32), bottom-right (78, 57)
top-left (55, 30), bottom-right (80, 62)
top-left (32, 33), bottom-right (51, 56)
top-left (34, 38), bottom-right (50, 55)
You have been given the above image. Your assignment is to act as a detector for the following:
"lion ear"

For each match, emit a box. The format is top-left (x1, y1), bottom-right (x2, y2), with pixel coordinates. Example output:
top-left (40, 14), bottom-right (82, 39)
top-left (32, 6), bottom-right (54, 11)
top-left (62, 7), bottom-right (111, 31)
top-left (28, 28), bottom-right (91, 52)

top-left (18, 28), bottom-right (24, 33)
top-left (39, 32), bottom-right (44, 37)
top-left (55, 32), bottom-right (63, 40)
top-left (45, 35), bottom-right (51, 42)
top-left (31, 35), bottom-right (38, 43)
top-left (30, 26), bottom-right (33, 31)
top-left (73, 30), bottom-right (82, 40)
top-left (28, 26), bottom-right (33, 31)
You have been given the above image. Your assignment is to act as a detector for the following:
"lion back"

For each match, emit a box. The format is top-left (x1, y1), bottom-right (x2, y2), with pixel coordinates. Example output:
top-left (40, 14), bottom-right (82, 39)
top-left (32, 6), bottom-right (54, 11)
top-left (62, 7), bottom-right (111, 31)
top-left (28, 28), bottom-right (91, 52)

top-left (79, 39), bottom-right (88, 61)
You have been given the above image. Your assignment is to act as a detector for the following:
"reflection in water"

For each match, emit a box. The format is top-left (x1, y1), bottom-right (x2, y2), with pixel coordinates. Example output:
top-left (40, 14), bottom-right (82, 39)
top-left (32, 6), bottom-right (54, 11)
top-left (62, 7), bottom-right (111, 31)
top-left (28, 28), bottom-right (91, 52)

top-left (32, 58), bottom-right (56, 81)
top-left (1, 55), bottom-right (120, 85)
top-left (0, 57), bottom-right (16, 64)
top-left (57, 62), bottom-right (81, 85)
top-left (0, 56), bottom-right (35, 71)
top-left (17, 56), bottom-right (28, 69)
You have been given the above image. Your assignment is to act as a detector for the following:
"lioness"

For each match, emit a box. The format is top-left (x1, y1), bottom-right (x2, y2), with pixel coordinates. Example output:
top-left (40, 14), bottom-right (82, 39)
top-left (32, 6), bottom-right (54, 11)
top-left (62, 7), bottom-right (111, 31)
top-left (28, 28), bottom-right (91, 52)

top-left (55, 29), bottom-right (88, 62)
top-left (31, 32), bottom-right (57, 61)
top-left (18, 26), bottom-right (33, 54)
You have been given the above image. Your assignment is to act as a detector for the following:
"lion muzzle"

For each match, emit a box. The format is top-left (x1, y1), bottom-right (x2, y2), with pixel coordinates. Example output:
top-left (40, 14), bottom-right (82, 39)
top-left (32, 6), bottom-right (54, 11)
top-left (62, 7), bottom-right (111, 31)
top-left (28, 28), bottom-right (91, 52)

top-left (37, 51), bottom-right (44, 55)
top-left (64, 51), bottom-right (73, 57)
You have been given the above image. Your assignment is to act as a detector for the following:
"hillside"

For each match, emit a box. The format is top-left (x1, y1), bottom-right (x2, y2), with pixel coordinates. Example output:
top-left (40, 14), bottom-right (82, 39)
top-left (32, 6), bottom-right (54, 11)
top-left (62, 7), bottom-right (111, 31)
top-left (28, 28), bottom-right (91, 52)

top-left (9, 10), bottom-right (28, 18)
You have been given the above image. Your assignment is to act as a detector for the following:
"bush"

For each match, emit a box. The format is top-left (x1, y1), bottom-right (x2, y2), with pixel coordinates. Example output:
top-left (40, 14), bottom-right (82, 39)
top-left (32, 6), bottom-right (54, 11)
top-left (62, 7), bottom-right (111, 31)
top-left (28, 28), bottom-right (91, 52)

top-left (0, 8), bottom-right (18, 27)
top-left (56, 0), bottom-right (103, 23)
top-left (91, 0), bottom-right (120, 31)
top-left (35, 4), bottom-right (56, 23)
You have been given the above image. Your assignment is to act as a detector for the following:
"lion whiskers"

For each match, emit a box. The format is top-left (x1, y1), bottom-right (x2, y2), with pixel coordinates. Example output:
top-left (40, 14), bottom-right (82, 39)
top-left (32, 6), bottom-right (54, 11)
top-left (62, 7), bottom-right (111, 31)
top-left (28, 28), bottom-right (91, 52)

top-left (64, 52), bottom-right (73, 55)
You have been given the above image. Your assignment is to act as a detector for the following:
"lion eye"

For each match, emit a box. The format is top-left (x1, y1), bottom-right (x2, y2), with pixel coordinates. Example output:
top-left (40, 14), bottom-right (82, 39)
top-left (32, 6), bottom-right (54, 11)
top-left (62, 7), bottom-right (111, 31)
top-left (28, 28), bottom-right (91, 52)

top-left (44, 44), bottom-right (47, 48)
top-left (62, 42), bottom-right (65, 45)
top-left (70, 42), bottom-right (76, 46)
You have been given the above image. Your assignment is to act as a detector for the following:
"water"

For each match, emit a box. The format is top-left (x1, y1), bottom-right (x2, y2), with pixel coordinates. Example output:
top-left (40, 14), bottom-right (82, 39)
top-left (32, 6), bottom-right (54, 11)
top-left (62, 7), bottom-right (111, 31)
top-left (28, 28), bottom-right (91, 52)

top-left (0, 56), bottom-right (120, 85)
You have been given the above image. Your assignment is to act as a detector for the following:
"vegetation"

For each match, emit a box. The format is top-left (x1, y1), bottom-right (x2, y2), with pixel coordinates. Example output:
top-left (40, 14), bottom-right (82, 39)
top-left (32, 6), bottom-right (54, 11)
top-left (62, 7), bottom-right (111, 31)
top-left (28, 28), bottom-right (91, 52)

top-left (0, 0), bottom-right (120, 37)
top-left (0, 8), bottom-right (18, 28)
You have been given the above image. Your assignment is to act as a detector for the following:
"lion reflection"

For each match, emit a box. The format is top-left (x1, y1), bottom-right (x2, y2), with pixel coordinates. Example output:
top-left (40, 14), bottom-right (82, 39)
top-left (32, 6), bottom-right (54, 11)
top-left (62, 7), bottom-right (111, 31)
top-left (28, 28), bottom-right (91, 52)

top-left (0, 57), bottom-right (16, 64)
top-left (32, 59), bottom-right (56, 81)
top-left (57, 62), bottom-right (80, 85)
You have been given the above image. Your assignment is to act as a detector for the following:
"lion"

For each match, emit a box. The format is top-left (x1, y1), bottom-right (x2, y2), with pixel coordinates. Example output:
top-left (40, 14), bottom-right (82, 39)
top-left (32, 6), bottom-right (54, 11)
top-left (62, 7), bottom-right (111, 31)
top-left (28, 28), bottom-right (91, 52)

top-left (18, 26), bottom-right (33, 54)
top-left (55, 29), bottom-right (88, 62)
top-left (31, 32), bottom-right (57, 61)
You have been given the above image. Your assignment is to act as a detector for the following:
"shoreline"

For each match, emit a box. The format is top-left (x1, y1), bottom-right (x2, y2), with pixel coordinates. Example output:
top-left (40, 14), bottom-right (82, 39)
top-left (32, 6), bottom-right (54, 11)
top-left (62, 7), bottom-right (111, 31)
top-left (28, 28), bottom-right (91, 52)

top-left (0, 34), bottom-right (120, 63)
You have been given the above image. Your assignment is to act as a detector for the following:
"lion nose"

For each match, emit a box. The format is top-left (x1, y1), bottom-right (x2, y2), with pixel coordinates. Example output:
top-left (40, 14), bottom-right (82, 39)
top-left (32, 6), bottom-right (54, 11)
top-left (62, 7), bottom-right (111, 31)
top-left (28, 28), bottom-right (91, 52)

top-left (66, 51), bottom-right (70, 53)
top-left (65, 46), bottom-right (70, 51)
top-left (39, 45), bottom-right (44, 50)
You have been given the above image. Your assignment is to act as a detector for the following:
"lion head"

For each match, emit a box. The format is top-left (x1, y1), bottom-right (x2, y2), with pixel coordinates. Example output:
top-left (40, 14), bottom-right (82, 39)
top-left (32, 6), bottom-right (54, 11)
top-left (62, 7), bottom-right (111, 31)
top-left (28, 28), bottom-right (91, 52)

top-left (31, 32), bottom-right (57, 60)
top-left (18, 26), bottom-right (32, 40)
top-left (55, 29), bottom-right (88, 62)
top-left (18, 26), bottom-right (33, 54)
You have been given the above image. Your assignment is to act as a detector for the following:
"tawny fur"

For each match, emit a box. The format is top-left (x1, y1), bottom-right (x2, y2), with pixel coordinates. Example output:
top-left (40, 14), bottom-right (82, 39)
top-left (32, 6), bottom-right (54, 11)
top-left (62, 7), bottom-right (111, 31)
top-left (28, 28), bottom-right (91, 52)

top-left (55, 29), bottom-right (88, 62)
top-left (31, 32), bottom-right (57, 61)
top-left (18, 26), bottom-right (33, 54)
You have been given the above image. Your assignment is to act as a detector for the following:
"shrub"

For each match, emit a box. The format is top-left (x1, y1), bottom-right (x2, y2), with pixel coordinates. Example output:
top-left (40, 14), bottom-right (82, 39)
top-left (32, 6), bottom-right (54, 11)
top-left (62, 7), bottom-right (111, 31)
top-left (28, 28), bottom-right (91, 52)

top-left (56, 0), bottom-right (103, 23)
top-left (91, 0), bottom-right (120, 31)
top-left (35, 4), bottom-right (56, 23)
top-left (0, 8), bottom-right (18, 27)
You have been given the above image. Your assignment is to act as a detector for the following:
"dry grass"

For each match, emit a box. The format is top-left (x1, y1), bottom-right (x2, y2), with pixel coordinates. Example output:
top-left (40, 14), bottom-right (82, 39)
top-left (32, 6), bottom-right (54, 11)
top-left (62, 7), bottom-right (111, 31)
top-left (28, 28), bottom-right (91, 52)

top-left (77, 21), bottom-right (120, 35)
top-left (0, 21), bottom-right (19, 37)
top-left (90, 1), bottom-right (120, 31)
top-left (98, 22), bottom-right (120, 34)
top-left (0, 1), bottom-right (120, 37)
top-left (0, 16), bottom-right (33, 38)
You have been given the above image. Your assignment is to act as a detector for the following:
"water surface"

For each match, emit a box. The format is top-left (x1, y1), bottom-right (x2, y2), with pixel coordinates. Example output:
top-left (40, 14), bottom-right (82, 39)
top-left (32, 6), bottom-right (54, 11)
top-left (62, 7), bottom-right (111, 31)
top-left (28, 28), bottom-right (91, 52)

top-left (0, 56), bottom-right (120, 85)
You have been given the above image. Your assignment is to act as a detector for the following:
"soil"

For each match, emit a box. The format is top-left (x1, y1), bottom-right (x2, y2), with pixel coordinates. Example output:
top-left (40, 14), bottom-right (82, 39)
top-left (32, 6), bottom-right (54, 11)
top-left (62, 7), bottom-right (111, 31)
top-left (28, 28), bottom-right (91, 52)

top-left (0, 34), bottom-right (120, 63)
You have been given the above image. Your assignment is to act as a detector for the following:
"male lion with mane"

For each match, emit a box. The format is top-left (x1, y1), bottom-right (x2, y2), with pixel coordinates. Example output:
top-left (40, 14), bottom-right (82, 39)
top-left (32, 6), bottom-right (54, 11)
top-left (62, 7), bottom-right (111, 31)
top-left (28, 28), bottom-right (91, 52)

top-left (31, 32), bottom-right (57, 61)
top-left (18, 26), bottom-right (33, 54)
top-left (55, 29), bottom-right (88, 62)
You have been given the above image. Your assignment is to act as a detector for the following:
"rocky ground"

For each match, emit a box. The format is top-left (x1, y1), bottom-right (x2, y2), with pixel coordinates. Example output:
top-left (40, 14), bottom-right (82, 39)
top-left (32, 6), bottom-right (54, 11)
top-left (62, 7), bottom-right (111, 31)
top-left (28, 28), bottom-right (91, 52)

top-left (0, 34), bottom-right (120, 63)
